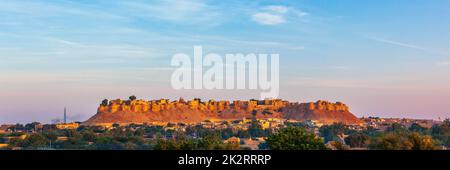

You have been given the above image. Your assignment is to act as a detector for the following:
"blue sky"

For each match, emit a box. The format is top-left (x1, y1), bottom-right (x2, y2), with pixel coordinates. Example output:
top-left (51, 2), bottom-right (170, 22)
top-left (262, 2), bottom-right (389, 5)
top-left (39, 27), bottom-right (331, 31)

top-left (1, 0), bottom-right (450, 123)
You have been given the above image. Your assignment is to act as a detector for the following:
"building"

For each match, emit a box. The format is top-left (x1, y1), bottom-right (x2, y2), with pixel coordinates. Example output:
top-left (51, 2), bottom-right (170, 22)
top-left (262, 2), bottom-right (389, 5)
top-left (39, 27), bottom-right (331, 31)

top-left (2, 134), bottom-right (27, 143)
top-left (240, 138), bottom-right (265, 150)
top-left (56, 136), bottom-right (69, 141)
top-left (0, 143), bottom-right (8, 149)
top-left (56, 122), bottom-right (79, 129)
top-left (224, 137), bottom-right (240, 144)
top-left (0, 124), bottom-right (13, 134)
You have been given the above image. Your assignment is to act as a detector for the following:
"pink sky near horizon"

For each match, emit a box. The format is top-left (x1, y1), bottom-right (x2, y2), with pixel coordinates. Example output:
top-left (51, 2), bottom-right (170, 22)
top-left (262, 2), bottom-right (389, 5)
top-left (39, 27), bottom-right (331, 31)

top-left (1, 77), bottom-right (449, 124)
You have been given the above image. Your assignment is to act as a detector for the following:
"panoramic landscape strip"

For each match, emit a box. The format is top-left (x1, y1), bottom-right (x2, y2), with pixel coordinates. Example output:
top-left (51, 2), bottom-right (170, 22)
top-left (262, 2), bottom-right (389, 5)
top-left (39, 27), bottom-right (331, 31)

top-left (1, 96), bottom-right (448, 150)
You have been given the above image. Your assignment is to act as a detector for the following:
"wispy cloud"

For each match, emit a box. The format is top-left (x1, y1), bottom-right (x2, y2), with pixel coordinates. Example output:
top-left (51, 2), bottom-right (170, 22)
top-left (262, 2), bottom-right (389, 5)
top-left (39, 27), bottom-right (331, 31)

top-left (0, 35), bottom-right (166, 65)
top-left (368, 37), bottom-right (450, 56)
top-left (262, 5), bottom-right (289, 14)
top-left (0, 0), bottom-right (125, 20)
top-left (251, 5), bottom-right (308, 25)
top-left (369, 37), bottom-right (427, 50)
top-left (45, 37), bottom-right (84, 46)
top-left (119, 0), bottom-right (222, 25)
top-left (252, 13), bottom-right (286, 25)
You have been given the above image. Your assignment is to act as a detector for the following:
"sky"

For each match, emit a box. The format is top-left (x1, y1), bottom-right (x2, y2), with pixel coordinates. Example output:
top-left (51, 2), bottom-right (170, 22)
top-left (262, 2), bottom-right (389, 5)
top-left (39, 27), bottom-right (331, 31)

top-left (1, 0), bottom-right (450, 124)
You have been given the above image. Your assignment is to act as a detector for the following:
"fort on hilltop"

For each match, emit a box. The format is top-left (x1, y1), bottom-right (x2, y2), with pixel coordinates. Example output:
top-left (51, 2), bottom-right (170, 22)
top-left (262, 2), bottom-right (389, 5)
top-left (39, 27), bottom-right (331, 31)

top-left (85, 97), bottom-right (361, 126)
top-left (97, 98), bottom-right (290, 113)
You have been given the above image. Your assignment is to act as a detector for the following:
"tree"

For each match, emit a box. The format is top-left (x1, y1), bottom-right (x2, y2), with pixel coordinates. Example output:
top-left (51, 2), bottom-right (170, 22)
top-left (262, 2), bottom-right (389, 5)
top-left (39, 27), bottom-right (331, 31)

top-left (179, 138), bottom-right (197, 150)
top-left (154, 139), bottom-right (178, 150)
top-left (237, 130), bottom-right (251, 138)
top-left (265, 127), bottom-right (326, 150)
top-left (134, 128), bottom-right (145, 136)
top-left (220, 128), bottom-right (234, 139)
top-left (64, 129), bottom-right (82, 139)
top-left (42, 130), bottom-right (58, 142)
top-left (93, 136), bottom-right (121, 150)
top-left (129, 95), bottom-right (137, 101)
top-left (285, 122), bottom-right (307, 128)
top-left (345, 133), bottom-right (370, 148)
top-left (6, 138), bottom-right (24, 149)
top-left (408, 132), bottom-right (438, 150)
top-left (431, 119), bottom-right (450, 147)
top-left (101, 99), bottom-right (109, 106)
top-left (25, 122), bottom-right (41, 132)
top-left (198, 132), bottom-right (223, 150)
top-left (9, 124), bottom-right (25, 132)
top-left (121, 141), bottom-right (138, 150)
top-left (327, 141), bottom-right (350, 150)
top-left (319, 123), bottom-right (347, 142)
top-left (386, 123), bottom-right (407, 132)
top-left (251, 110), bottom-right (258, 117)
top-left (370, 132), bottom-right (439, 150)
top-left (60, 137), bottom-right (88, 149)
top-left (82, 130), bottom-right (97, 142)
top-left (362, 126), bottom-right (381, 137)
top-left (409, 123), bottom-right (428, 133)
top-left (249, 119), bottom-right (265, 137)
top-left (22, 134), bottom-right (49, 149)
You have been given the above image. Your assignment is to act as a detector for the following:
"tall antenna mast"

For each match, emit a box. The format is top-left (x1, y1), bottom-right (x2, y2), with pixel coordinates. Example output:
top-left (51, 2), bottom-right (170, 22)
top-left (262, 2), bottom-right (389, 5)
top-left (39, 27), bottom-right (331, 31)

top-left (64, 107), bottom-right (67, 124)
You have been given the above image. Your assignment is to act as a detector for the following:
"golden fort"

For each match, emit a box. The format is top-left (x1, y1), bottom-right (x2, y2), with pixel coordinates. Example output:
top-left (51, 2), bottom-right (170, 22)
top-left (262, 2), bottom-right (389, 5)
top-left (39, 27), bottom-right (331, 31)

top-left (97, 98), bottom-right (350, 114)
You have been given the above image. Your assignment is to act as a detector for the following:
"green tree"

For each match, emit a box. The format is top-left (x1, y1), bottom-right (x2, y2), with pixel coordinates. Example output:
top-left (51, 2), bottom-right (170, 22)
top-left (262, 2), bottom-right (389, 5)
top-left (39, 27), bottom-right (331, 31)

top-left (220, 128), bottom-right (234, 139)
top-left (42, 130), bottom-right (58, 143)
top-left (178, 138), bottom-right (198, 150)
top-left (249, 119), bottom-right (265, 137)
top-left (101, 99), bottom-right (109, 106)
top-left (129, 95), bottom-right (137, 101)
top-left (386, 123), bottom-right (407, 132)
top-left (25, 122), bottom-right (41, 132)
top-left (64, 129), bottom-right (82, 139)
top-left (431, 119), bottom-right (450, 147)
top-left (198, 132), bottom-right (223, 150)
top-left (134, 128), bottom-right (145, 136)
top-left (345, 132), bottom-right (370, 148)
top-left (265, 127), bottom-right (326, 150)
top-left (370, 131), bottom-right (438, 150)
top-left (319, 123), bottom-right (347, 142)
top-left (409, 123), bottom-right (428, 133)
top-left (362, 126), bottom-right (381, 137)
top-left (157, 139), bottom-right (172, 150)
top-left (82, 130), bottom-right (96, 142)
top-left (6, 138), bottom-right (24, 149)
top-left (123, 141), bottom-right (138, 150)
top-left (60, 137), bottom-right (88, 149)
top-left (22, 134), bottom-right (49, 149)
top-left (408, 132), bottom-right (438, 150)
top-left (237, 130), bottom-right (251, 138)
top-left (93, 136), bottom-right (121, 150)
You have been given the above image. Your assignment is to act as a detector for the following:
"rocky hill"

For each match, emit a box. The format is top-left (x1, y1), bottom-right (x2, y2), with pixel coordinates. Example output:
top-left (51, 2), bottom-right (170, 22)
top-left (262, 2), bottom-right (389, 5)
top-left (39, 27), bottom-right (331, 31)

top-left (84, 98), bottom-right (362, 126)
top-left (281, 101), bottom-right (361, 125)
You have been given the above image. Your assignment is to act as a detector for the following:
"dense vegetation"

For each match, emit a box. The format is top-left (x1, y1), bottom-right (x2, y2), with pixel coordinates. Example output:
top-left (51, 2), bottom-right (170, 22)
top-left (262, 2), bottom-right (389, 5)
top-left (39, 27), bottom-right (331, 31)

top-left (264, 127), bottom-right (326, 150)
top-left (2, 123), bottom-right (267, 150)
top-left (2, 119), bottom-right (449, 150)
top-left (317, 120), bottom-right (450, 150)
